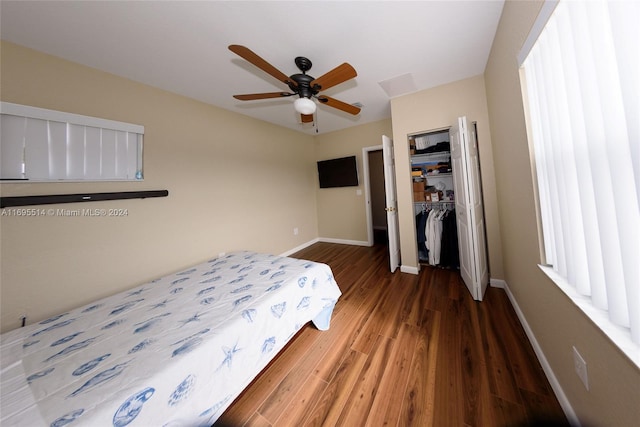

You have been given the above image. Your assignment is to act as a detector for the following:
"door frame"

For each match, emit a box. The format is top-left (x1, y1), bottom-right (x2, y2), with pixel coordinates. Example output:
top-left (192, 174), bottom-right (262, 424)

top-left (362, 144), bottom-right (383, 247)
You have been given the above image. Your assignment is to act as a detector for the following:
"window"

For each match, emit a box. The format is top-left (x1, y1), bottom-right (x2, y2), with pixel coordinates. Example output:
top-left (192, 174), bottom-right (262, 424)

top-left (1, 102), bottom-right (144, 182)
top-left (519, 0), bottom-right (639, 366)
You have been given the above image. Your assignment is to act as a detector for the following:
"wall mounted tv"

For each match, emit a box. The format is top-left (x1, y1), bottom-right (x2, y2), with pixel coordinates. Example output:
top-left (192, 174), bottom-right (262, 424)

top-left (317, 155), bottom-right (359, 188)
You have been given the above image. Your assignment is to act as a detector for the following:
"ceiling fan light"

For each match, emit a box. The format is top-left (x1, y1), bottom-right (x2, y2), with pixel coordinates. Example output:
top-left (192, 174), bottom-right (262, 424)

top-left (294, 97), bottom-right (316, 115)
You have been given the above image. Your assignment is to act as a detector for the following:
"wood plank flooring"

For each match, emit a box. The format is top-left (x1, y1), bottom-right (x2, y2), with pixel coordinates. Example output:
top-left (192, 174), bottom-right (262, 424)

top-left (216, 243), bottom-right (568, 427)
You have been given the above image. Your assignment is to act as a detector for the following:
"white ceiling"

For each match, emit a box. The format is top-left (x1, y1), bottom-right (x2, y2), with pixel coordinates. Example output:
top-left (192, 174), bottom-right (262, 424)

top-left (0, 0), bottom-right (504, 135)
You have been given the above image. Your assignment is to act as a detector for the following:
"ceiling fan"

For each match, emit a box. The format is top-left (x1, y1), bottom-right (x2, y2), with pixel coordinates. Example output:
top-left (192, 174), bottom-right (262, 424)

top-left (228, 45), bottom-right (360, 123)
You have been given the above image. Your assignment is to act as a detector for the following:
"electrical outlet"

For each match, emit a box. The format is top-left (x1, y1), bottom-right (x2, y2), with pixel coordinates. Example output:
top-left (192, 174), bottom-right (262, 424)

top-left (293, 227), bottom-right (299, 236)
top-left (573, 346), bottom-right (589, 390)
top-left (218, 252), bottom-right (226, 258)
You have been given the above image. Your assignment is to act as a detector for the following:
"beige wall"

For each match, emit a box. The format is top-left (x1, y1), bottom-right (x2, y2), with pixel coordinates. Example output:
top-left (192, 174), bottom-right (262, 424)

top-left (390, 75), bottom-right (504, 278)
top-left (0, 41), bottom-right (318, 332)
top-left (314, 119), bottom-right (393, 243)
top-left (484, 1), bottom-right (640, 426)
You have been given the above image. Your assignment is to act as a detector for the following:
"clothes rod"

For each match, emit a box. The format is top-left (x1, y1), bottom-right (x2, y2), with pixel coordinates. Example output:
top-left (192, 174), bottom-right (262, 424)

top-left (0, 190), bottom-right (168, 208)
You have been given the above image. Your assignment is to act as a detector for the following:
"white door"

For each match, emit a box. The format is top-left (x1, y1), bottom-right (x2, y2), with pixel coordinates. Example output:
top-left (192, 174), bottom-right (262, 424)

top-left (450, 117), bottom-right (489, 300)
top-left (382, 135), bottom-right (400, 272)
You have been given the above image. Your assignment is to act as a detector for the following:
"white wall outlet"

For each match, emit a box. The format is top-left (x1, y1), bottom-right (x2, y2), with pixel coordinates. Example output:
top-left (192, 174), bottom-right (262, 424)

top-left (356, 189), bottom-right (362, 196)
top-left (572, 346), bottom-right (589, 390)
top-left (293, 227), bottom-right (299, 235)
top-left (218, 252), bottom-right (225, 258)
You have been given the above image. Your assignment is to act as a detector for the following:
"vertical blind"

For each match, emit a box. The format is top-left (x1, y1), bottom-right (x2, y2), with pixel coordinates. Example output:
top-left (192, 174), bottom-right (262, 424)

top-left (519, 0), bottom-right (639, 346)
top-left (1, 103), bottom-right (143, 181)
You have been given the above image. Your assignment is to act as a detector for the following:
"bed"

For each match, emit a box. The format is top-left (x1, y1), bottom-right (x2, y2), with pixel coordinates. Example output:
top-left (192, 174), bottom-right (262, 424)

top-left (0, 251), bottom-right (342, 426)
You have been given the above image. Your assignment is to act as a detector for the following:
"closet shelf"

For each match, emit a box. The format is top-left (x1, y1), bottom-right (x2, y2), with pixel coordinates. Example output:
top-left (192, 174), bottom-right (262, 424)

top-left (414, 172), bottom-right (453, 178)
top-left (410, 151), bottom-right (450, 161)
top-left (414, 200), bottom-right (454, 204)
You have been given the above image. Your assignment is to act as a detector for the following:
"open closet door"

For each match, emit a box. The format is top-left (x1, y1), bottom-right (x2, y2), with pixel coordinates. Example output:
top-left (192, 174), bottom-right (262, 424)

top-left (382, 135), bottom-right (400, 272)
top-left (450, 117), bottom-right (489, 300)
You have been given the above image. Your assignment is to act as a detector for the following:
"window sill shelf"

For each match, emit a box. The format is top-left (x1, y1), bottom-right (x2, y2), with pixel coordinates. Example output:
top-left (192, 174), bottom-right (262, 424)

top-left (538, 265), bottom-right (639, 369)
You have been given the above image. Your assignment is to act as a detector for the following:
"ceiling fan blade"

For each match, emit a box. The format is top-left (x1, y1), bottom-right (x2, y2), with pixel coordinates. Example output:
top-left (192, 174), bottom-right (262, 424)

top-left (233, 92), bottom-right (293, 100)
top-left (310, 63), bottom-right (357, 91)
top-left (301, 114), bottom-right (314, 123)
top-left (317, 96), bottom-right (361, 115)
top-left (229, 45), bottom-right (297, 88)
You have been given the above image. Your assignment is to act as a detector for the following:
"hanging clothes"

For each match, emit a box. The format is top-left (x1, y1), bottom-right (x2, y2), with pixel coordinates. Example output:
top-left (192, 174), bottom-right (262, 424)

top-left (440, 209), bottom-right (460, 269)
top-left (415, 210), bottom-right (429, 261)
top-left (425, 208), bottom-right (443, 265)
top-left (419, 205), bottom-right (459, 269)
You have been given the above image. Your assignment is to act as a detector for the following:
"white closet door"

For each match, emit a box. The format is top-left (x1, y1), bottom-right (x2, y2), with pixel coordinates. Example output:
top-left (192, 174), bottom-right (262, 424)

top-left (450, 116), bottom-right (489, 300)
top-left (383, 135), bottom-right (400, 272)
top-left (466, 122), bottom-right (489, 299)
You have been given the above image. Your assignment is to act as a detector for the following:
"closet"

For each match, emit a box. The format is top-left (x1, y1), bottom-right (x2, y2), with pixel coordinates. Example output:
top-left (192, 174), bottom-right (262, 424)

top-left (410, 128), bottom-right (458, 268)
top-left (410, 117), bottom-right (489, 301)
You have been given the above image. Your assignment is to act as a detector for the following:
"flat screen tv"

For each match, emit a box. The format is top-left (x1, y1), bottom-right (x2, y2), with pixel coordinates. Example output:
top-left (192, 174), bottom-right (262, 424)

top-left (317, 155), bottom-right (359, 188)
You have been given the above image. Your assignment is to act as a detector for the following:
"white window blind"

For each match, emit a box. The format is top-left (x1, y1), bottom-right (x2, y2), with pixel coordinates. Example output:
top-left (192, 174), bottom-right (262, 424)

top-left (519, 0), bottom-right (640, 363)
top-left (0, 102), bottom-right (144, 181)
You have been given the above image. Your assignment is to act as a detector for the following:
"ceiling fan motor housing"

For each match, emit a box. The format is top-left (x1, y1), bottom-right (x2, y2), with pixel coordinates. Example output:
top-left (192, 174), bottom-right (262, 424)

top-left (289, 73), bottom-right (318, 98)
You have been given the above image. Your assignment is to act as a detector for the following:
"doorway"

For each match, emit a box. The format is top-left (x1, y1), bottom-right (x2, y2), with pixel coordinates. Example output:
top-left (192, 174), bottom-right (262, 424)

top-left (362, 145), bottom-right (387, 246)
top-left (369, 149), bottom-right (387, 244)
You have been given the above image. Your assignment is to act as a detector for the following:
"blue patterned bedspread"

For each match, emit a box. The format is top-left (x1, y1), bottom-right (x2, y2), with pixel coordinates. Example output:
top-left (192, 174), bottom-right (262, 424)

top-left (0, 251), bottom-right (342, 426)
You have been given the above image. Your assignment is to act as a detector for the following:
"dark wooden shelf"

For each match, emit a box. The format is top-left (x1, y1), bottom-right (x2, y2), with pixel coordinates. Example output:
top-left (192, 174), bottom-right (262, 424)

top-left (1, 190), bottom-right (168, 208)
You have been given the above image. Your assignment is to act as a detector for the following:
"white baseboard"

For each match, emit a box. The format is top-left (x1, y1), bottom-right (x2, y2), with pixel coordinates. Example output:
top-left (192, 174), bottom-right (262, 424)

top-left (500, 281), bottom-right (580, 426)
top-left (279, 238), bottom-right (320, 257)
top-left (490, 278), bottom-right (506, 288)
top-left (281, 237), bottom-right (371, 257)
top-left (318, 237), bottom-right (370, 247)
top-left (400, 265), bottom-right (419, 275)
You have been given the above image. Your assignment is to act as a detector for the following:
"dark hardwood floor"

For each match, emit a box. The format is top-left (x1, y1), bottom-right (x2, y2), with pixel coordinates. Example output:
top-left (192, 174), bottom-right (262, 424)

top-left (216, 243), bottom-right (568, 427)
